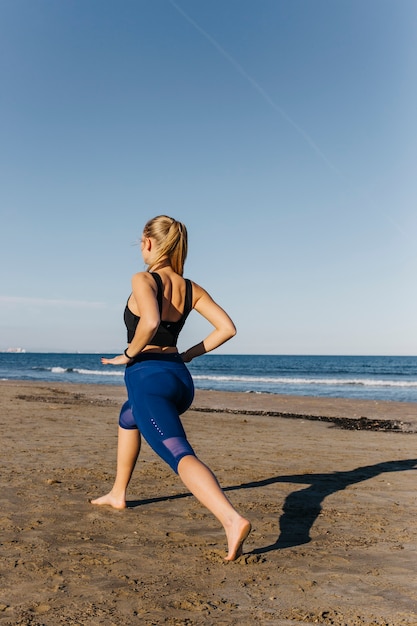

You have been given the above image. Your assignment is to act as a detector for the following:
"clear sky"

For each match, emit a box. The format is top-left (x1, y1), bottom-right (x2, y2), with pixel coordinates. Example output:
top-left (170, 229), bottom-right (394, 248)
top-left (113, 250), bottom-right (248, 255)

top-left (1, 0), bottom-right (416, 355)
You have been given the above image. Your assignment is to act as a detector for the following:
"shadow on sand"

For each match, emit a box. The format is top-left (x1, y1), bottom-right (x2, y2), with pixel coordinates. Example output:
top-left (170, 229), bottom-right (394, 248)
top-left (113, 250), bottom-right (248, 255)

top-left (127, 458), bottom-right (417, 554)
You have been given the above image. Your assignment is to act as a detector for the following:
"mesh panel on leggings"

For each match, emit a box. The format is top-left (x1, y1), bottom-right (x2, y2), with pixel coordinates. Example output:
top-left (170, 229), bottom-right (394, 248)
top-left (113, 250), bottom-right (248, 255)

top-left (162, 437), bottom-right (194, 463)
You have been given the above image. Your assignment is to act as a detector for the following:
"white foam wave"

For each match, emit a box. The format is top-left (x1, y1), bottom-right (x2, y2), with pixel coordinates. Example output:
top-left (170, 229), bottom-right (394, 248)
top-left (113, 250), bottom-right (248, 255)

top-left (48, 366), bottom-right (124, 377)
top-left (191, 374), bottom-right (417, 388)
top-left (74, 368), bottom-right (124, 377)
top-left (45, 367), bottom-right (417, 387)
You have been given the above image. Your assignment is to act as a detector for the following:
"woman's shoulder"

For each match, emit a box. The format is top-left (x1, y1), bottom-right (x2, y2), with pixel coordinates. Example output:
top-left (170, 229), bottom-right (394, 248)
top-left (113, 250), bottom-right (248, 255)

top-left (132, 270), bottom-right (155, 280)
top-left (187, 279), bottom-right (209, 304)
top-left (131, 271), bottom-right (159, 291)
top-left (187, 278), bottom-right (202, 290)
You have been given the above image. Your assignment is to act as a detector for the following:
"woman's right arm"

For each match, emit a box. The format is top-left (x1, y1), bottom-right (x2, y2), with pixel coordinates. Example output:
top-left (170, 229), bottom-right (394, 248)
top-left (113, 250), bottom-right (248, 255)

top-left (101, 272), bottom-right (160, 366)
top-left (181, 282), bottom-right (236, 363)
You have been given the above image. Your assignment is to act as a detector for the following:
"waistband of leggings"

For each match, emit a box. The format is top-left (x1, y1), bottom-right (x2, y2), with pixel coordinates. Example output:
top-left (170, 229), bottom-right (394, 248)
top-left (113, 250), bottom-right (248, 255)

top-left (126, 351), bottom-right (183, 367)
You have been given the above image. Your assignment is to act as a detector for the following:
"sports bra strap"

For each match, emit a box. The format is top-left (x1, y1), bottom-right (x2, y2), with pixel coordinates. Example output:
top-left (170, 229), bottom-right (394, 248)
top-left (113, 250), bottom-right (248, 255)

top-left (184, 278), bottom-right (193, 316)
top-left (150, 272), bottom-right (163, 314)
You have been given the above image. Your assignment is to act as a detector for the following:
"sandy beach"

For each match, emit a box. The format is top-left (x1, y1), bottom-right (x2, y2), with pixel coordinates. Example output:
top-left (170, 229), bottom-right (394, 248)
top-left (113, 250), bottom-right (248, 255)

top-left (1, 380), bottom-right (416, 625)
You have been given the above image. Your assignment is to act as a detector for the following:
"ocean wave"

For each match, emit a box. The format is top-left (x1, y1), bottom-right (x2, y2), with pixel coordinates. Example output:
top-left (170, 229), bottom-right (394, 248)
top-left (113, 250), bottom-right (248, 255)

top-left (46, 366), bottom-right (124, 377)
top-left (29, 364), bottom-right (417, 389)
top-left (4, 353), bottom-right (414, 401)
top-left (191, 374), bottom-right (417, 388)
top-left (74, 368), bottom-right (124, 377)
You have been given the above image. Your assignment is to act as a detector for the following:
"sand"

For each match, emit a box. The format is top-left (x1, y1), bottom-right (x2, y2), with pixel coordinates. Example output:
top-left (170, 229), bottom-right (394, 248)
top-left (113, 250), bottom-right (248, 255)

top-left (0, 380), bottom-right (416, 626)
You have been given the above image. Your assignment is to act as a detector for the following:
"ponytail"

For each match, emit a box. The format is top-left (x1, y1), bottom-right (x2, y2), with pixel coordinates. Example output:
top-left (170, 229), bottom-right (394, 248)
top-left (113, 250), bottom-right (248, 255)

top-left (143, 215), bottom-right (188, 275)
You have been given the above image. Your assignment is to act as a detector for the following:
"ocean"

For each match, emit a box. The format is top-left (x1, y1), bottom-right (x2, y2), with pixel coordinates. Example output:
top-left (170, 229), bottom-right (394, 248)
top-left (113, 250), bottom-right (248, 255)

top-left (1, 353), bottom-right (417, 403)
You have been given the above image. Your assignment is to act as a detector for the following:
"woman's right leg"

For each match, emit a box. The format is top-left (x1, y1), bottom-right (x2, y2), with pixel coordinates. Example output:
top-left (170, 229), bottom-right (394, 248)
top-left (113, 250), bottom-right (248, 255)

top-left (91, 426), bottom-right (141, 510)
top-left (178, 455), bottom-right (251, 561)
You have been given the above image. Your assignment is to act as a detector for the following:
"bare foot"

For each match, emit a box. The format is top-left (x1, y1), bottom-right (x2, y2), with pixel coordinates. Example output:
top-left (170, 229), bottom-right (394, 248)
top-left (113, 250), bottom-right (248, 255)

top-left (225, 517), bottom-right (252, 561)
top-left (90, 492), bottom-right (126, 510)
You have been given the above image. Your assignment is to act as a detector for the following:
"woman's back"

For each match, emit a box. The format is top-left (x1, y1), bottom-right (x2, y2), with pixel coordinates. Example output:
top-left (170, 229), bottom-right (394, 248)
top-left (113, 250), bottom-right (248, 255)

top-left (153, 269), bottom-right (191, 323)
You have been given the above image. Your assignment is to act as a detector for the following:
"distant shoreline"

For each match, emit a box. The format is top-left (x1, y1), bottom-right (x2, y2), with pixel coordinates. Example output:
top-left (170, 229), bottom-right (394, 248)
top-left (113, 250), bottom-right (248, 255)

top-left (2, 351), bottom-right (417, 356)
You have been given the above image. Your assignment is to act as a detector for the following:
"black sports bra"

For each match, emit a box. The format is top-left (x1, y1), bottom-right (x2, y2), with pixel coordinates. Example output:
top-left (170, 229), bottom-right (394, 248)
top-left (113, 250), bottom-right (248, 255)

top-left (124, 272), bottom-right (193, 347)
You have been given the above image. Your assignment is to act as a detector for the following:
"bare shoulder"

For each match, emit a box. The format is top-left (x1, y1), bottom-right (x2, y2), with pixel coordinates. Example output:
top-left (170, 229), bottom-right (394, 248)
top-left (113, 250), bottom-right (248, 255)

top-left (189, 280), bottom-right (215, 307)
top-left (131, 272), bottom-right (157, 292)
top-left (189, 280), bottom-right (206, 297)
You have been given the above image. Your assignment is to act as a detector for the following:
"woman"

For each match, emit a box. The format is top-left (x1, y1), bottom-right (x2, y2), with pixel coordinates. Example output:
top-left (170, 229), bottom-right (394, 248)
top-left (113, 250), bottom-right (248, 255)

top-left (91, 215), bottom-right (251, 561)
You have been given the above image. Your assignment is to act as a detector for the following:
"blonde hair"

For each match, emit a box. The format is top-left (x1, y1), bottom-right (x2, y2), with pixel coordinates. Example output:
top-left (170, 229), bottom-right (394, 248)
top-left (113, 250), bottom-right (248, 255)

top-left (143, 215), bottom-right (188, 275)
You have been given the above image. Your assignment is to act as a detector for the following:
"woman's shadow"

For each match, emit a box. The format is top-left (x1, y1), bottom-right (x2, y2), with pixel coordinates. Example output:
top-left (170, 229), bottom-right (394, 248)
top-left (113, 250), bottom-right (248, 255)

top-left (235, 458), bottom-right (417, 554)
top-left (127, 459), bottom-right (417, 555)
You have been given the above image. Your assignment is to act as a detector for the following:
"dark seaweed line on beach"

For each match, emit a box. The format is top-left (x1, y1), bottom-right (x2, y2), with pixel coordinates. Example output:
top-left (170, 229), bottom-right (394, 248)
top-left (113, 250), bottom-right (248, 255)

top-left (190, 406), bottom-right (415, 433)
top-left (14, 391), bottom-right (415, 433)
top-left (16, 393), bottom-right (118, 407)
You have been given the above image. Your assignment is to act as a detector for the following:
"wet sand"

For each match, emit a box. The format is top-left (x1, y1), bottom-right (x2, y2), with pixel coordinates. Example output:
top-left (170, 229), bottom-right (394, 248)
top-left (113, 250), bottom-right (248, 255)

top-left (1, 380), bottom-right (416, 625)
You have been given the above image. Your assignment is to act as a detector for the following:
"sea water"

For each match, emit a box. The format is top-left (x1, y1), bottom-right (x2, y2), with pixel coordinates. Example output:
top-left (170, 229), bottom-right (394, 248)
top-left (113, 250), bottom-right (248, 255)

top-left (1, 353), bottom-right (417, 403)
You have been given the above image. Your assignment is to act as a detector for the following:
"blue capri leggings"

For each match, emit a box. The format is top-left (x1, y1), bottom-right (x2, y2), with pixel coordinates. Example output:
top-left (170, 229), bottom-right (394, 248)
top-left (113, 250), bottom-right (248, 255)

top-left (121, 353), bottom-right (196, 474)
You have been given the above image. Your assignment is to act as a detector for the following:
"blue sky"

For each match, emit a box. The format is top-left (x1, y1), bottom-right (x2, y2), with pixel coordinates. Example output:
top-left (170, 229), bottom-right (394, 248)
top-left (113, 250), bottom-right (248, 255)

top-left (1, 0), bottom-right (416, 355)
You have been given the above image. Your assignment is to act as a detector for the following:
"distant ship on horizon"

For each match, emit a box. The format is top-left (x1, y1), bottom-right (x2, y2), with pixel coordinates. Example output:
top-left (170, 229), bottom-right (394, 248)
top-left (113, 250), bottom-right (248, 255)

top-left (2, 347), bottom-right (26, 353)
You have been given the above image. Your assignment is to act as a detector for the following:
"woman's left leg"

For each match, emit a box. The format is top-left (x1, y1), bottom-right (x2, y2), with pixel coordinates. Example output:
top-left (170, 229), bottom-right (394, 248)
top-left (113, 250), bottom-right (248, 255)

top-left (91, 426), bottom-right (141, 509)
